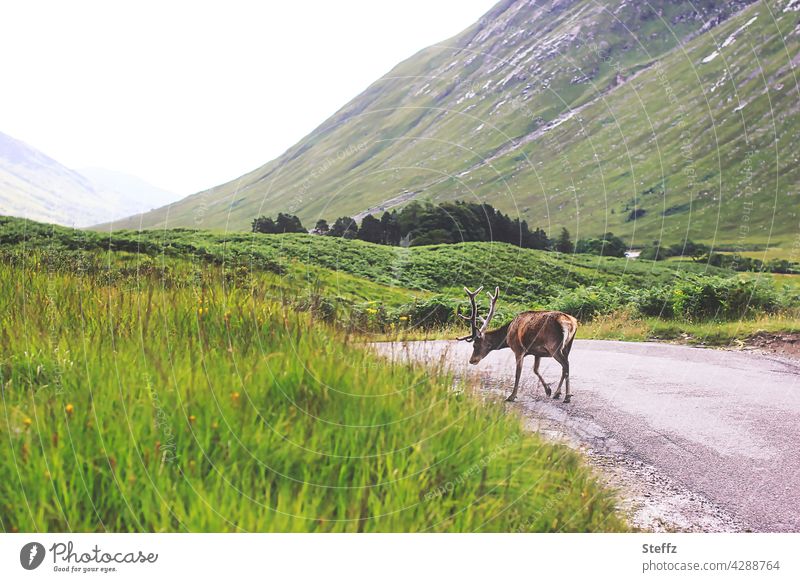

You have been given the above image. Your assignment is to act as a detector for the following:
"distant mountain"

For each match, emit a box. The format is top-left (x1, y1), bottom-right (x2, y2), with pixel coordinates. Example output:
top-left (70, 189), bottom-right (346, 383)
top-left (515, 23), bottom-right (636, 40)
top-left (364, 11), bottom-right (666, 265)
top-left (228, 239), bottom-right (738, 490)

top-left (0, 131), bottom-right (180, 227)
top-left (0, 131), bottom-right (114, 227)
top-left (79, 167), bottom-right (181, 217)
top-left (102, 0), bottom-right (799, 249)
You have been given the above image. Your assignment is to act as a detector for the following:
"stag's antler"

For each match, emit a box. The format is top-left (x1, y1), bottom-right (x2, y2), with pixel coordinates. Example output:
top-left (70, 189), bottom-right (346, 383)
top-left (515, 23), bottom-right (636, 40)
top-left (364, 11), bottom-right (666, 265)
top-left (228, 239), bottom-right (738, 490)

top-left (479, 287), bottom-right (500, 333)
top-left (457, 286), bottom-right (482, 341)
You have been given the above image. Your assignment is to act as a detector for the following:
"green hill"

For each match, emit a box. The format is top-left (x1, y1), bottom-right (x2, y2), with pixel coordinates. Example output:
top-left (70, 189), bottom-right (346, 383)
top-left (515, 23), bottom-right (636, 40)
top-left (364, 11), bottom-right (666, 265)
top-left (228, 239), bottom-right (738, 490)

top-left (5, 215), bottom-right (795, 330)
top-left (99, 0), bottom-right (798, 251)
top-left (3, 215), bottom-right (730, 303)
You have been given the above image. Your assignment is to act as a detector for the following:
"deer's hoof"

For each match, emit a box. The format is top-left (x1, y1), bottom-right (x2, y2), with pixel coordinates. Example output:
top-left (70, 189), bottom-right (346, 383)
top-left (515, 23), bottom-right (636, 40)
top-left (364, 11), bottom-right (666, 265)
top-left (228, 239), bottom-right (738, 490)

top-left (563, 395), bottom-right (571, 404)
top-left (506, 395), bottom-right (517, 402)
top-left (544, 387), bottom-right (552, 397)
top-left (552, 393), bottom-right (561, 400)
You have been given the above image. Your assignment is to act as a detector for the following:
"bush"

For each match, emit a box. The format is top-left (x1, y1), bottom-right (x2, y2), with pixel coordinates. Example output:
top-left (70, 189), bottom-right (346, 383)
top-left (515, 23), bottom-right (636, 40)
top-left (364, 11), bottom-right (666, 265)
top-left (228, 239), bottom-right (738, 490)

top-left (396, 295), bottom-right (460, 328)
top-left (549, 286), bottom-right (624, 321)
top-left (575, 232), bottom-right (627, 257)
top-left (671, 277), bottom-right (780, 321)
top-left (630, 286), bottom-right (674, 318)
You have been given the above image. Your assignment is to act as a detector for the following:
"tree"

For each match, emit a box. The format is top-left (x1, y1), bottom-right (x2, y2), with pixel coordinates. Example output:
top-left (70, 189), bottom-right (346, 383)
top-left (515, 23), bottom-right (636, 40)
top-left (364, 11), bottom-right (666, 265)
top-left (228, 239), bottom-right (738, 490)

top-left (554, 228), bottom-right (574, 253)
top-left (527, 226), bottom-right (551, 250)
top-left (678, 240), bottom-right (709, 262)
top-left (252, 216), bottom-right (277, 234)
top-left (396, 201), bottom-right (423, 239)
top-left (410, 228), bottom-right (452, 246)
top-left (274, 212), bottom-right (306, 233)
top-left (639, 240), bottom-right (669, 261)
top-left (329, 216), bottom-right (357, 239)
top-left (492, 210), bottom-right (513, 244)
top-left (252, 213), bottom-right (305, 234)
top-left (357, 214), bottom-right (383, 244)
top-left (575, 232), bottom-right (626, 257)
top-left (380, 211), bottom-right (401, 245)
top-left (312, 219), bottom-right (329, 235)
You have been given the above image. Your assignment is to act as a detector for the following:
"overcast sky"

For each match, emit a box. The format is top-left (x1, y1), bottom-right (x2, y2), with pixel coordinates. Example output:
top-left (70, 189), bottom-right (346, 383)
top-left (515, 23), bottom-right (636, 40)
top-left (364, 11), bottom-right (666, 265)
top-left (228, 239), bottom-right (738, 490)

top-left (0, 0), bottom-right (496, 195)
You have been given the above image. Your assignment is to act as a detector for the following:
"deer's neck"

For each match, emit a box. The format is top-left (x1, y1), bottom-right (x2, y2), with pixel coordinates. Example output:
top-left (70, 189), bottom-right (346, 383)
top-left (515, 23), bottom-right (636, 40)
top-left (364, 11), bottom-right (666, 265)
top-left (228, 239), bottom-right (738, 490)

top-left (483, 323), bottom-right (510, 352)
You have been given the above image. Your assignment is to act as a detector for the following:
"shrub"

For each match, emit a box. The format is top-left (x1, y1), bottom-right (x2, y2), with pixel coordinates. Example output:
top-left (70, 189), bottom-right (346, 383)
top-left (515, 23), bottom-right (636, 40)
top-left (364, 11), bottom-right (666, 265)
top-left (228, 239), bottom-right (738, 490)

top-left (549, 286), bottom-right (624, 321)
top-left (671, 277), bottom-right (780, 321)
top-left (630, 286), bottom-right (674, 318)
top-left (396, 295), bottom-right (460, 328)
top-left (575, 232), bottom-right (627, 257)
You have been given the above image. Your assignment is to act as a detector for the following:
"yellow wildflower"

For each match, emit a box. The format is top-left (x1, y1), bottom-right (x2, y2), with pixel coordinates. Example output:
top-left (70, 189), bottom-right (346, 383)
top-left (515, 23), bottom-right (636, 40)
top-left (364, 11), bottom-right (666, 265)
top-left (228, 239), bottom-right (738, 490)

top-left (65, 403), bottom-right (74, 416)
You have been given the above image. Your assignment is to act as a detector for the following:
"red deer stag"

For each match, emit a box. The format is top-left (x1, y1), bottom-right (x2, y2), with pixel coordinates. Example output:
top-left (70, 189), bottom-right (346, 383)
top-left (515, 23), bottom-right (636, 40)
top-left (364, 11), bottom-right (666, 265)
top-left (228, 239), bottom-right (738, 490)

top-left (457, 286), bottom-right (579, 403)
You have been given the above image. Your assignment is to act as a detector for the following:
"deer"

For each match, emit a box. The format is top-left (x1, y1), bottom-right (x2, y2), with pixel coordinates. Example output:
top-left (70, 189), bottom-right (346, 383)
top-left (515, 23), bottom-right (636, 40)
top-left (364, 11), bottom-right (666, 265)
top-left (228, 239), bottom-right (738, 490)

top-left (457, 286), bottom-right (579, 403)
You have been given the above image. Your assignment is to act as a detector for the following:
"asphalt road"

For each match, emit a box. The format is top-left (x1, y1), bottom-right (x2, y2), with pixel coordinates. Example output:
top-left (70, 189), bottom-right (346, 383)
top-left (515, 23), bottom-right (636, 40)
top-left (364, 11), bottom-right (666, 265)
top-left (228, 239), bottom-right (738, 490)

top-left (375, 339), bottom-right (800, 532)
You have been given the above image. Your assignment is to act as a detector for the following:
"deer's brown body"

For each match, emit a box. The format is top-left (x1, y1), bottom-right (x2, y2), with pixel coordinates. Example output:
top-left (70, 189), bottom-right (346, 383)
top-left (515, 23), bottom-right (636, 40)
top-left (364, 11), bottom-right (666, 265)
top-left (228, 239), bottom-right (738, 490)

top-left (459, 287), bottom-right (578, 403)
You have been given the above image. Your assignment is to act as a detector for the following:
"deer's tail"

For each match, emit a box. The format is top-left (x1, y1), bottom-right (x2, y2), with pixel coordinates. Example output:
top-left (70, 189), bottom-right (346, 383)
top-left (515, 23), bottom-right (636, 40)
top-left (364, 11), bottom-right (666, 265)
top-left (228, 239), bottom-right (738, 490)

top-left (559, 318), bottom-right (577, 353)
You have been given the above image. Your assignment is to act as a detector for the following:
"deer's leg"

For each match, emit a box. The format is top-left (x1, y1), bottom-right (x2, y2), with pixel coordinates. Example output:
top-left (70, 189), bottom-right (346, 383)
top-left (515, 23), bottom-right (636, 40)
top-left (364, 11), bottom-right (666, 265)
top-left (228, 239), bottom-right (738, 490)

top-left (507, 355), bottom-right (524, 402)
top-left (532, 356), bottom-right (551, 397)
top-left (552, 351), bottom-right (571, 403)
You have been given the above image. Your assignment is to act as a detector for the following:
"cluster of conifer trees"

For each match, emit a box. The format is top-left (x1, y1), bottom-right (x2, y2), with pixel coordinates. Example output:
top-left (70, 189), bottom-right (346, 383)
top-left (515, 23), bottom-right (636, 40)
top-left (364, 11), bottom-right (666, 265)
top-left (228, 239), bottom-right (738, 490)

top-left (252, 201), bottom-right (570, 250)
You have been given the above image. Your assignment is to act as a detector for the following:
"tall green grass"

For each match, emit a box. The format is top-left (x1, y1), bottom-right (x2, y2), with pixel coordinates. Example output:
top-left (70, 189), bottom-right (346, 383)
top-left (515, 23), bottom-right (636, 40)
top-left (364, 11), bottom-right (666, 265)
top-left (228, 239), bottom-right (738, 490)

top-left (0, 256), bottom-right (624, 532)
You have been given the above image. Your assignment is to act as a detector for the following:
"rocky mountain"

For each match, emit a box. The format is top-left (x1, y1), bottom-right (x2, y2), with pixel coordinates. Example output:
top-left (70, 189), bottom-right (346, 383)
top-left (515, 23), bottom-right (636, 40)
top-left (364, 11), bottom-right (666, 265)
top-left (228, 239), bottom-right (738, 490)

top-left (101, 0), bottom-right (799, 249)
top-left (0, 131), bottom-right (180, 227)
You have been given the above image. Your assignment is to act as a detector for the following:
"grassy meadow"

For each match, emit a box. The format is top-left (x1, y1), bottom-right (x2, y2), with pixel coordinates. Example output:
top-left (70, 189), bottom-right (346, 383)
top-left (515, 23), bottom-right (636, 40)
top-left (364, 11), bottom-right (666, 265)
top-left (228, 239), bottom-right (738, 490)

top-left (2, 216), bottom-right (799, 531)
top-left (0, 232), bottom-right (626, 532)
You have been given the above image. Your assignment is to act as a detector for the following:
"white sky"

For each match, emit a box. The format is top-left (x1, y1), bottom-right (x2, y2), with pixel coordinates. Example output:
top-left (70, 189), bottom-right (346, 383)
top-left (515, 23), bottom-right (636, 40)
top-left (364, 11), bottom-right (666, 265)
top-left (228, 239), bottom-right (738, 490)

top-left (0, 0), bottom-right (496, 195)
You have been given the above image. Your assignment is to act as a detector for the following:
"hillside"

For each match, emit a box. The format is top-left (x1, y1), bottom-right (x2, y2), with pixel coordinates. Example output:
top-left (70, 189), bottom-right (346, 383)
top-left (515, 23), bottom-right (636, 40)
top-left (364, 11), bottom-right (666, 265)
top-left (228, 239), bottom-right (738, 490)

top-left (0, 131), bottom-right (180, 226)
top-left (101, 0), bottom-right (799, 250)
top-left (0, 131), bottom-right (114, 226)
top-left (2, 215), bottom-right (730, 301)
top-left (79, 167), bottom-right (182, 216)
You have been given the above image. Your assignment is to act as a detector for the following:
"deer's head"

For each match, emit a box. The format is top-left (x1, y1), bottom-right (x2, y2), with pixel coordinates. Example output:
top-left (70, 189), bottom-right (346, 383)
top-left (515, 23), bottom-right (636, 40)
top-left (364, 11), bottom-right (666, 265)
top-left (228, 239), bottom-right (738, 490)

top-left (457, 286), bottom-right (500, 364)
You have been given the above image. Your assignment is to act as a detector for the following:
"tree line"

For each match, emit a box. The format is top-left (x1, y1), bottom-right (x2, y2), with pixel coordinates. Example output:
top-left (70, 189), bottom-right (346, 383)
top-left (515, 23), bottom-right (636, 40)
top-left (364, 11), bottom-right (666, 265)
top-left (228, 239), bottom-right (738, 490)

top-left (253, 201), bottom-right (559, 250)
top-left (251, 201), bottom-right (625, 257)
top-left (250, 209), bottom-right (799, 272)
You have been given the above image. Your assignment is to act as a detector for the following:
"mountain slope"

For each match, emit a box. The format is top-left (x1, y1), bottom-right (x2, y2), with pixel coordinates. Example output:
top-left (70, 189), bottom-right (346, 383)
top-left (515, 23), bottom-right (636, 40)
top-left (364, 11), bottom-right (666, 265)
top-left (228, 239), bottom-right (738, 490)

top-left (0, 131), bottom-right (115, 227)
top-left (0, 132), bottom-right (181, 227)
top-left (102, 0), bottom-right (799, 249)
top-left (79, 167), bottom-right (182, 216)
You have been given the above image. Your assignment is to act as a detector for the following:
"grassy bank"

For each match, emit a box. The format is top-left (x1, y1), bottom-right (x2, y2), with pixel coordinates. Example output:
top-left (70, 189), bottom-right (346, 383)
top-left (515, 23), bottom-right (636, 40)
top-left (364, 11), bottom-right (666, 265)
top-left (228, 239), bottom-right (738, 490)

top-left (578, 310), bottom-right (800, 346)
top-left (0, 255), bottom-right (625, 532)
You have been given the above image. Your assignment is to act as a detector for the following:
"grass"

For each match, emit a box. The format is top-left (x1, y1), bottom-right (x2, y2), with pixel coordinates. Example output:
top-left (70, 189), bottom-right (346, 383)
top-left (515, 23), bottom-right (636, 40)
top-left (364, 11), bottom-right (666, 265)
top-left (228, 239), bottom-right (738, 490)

top-left (717, 248), bottom-right (800, 262)
top-left (4, 216), bottom-right (799, 344)
top-left (0, 252), bottom-right (625, 532)
top-left (378, 309), bottom-right (800, 347)
top-left (579, 309), bottom-right (800, 346)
